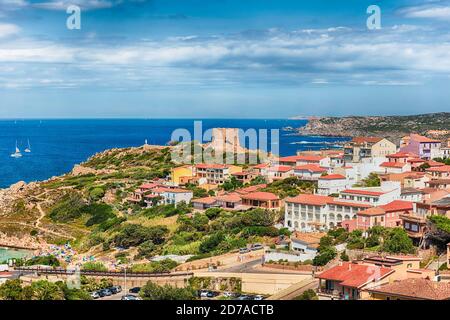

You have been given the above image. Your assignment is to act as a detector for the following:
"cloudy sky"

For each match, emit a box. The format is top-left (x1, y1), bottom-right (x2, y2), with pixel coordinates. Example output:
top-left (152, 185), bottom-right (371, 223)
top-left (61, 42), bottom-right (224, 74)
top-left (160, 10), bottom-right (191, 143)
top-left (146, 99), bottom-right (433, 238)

top-left (0, 0), bottom-right (449, 118)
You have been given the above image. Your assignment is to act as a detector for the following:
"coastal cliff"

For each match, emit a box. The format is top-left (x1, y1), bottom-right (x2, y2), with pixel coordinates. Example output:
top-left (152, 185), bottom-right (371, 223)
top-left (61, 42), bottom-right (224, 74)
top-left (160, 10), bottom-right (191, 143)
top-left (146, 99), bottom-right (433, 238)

top-left (294, 112), bottom-right (450, 144)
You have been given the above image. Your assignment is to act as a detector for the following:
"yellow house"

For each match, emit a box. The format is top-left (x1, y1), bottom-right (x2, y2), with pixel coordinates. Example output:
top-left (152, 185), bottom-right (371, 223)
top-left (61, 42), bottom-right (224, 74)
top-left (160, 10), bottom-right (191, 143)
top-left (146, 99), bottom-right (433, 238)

top-left (171, 165), bottom-right (194, 186)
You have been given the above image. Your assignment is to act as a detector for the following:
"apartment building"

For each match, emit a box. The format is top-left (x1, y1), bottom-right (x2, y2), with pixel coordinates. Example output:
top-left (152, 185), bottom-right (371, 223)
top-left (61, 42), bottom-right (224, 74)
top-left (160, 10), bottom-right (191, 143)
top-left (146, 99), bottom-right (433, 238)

top-left (284, 194), bottom-right (371, 231)
top-left (400, 134), bottom-right (442, 160)
top-left (194, 163), bottom-right (242, 185)
top-left (344, 137), bottom-right (396, 163)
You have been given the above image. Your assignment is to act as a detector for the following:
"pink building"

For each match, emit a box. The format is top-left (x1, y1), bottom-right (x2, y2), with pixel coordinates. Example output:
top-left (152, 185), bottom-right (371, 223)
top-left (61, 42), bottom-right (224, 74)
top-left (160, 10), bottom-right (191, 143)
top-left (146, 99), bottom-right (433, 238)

top-left (400, 134), bottom-right (441, 160)
top-left (356, 200), bottom-right (413, 230)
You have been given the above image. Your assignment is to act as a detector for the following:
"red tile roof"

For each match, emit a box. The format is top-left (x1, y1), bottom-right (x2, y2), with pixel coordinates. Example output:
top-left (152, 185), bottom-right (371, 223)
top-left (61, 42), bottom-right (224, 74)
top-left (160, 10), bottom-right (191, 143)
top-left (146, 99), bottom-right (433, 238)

top-left (319, 174), bottom-right (346, 180)
top-left (294, 164), bottom-right (327, 173)
top-left (286, 194), bottom-right (333, 206)
top-left (268, 165), bottom-right (293, 173)
top-left (253, 163), bottom-right (269, 169)
top-left (357, 207), bottom-right (386, 216)
top-left (235, 184), bottom-right (267, 194)
top-left (380, 162), bottom-right (408, 168)
top-left (426, 165), bottom-right (450, 173)
top-left (341, 189), bottom-right (385, 196)
top-left (195, 163), bottom-right (229, 169)
top-left (216, 193), bottom-right (242, 203)
top-left (295, 155), bottom-right (325, 162)
top-left (330, 200), bottom-right (373, 208)
top-left (367, 278), bottom-right (450, 300)
top-left (409, 134), bottom-right (441, 143)
top-left (380, 200), bottom-right (413, 213)
top-left (241, 191), bottom-right (280, 201)
top-left (387, 152), bottom-right (418, 158)
top-left (191, 197), bottom-right (218, 205)
top-left (317, 262), bottom-right (394, 288)
top-left (278, 155), bottom-right (302, 163)
top-left (351, 137), bottom-right (383, 144)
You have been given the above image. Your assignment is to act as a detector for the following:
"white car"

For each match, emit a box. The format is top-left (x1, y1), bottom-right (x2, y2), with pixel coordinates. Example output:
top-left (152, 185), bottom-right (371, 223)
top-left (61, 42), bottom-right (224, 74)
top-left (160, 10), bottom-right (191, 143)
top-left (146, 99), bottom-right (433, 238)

top-left (222, 291), bottom-right (235, 298)
top-left (90, 291), bottom-right (100, 299)
top-left (199, 290), bottom-right (209, 298)
top-left (253, 295), bottom-right (264, 300)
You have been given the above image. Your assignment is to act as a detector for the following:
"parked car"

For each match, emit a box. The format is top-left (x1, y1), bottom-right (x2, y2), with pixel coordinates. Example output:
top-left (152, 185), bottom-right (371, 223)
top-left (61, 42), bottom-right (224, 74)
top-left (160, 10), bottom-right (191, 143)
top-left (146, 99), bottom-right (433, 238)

top-left (121, 294), bottom-right (141, 300)
top-left (109, 286), bottom-right (122, 294)
top-left (96, 290), bottom-right (106, 298)
top-left (100, 289), bottom-right (112, 296)
top-left (198, 289), bottom-right (209, 298)
top-left (206, 291), bottom-right (219, 298)
top-left (90, 291), bottom-right (100, 299)
top-left (222, 291), bottom-right (237, 298)
top-left (239, 247), bottom-right (250, 254)
top-left (129, 287), bottom-right (141, 294)
top-left (253, 295), bottom-right (264, 300)
top-left (236, 295), bottom-right (251, 300)
top-left (251, 243), bottom-right (264, 251)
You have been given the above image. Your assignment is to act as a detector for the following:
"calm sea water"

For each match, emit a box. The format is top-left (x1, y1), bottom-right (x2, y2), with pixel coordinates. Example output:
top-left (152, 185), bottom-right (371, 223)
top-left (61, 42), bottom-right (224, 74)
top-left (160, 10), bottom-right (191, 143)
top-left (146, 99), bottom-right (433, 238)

top-left (0, 119), bottom-right (349, 188)
top-left (0, 247), bottom-right (32, 263)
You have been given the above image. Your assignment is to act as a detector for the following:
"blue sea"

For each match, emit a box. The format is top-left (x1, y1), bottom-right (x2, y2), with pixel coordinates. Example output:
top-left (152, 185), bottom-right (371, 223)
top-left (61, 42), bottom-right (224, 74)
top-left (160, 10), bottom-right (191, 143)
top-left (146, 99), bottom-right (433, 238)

top-left (0, 119), bottom-right (349, 188)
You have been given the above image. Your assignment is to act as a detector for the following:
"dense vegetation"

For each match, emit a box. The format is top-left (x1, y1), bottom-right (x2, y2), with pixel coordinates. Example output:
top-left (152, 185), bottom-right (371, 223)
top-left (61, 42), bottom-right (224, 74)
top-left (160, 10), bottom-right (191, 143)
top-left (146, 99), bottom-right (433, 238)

top-left (0, 279), bottom-right (91, 300)
top-left (139, 281), bottom-right (197, 300)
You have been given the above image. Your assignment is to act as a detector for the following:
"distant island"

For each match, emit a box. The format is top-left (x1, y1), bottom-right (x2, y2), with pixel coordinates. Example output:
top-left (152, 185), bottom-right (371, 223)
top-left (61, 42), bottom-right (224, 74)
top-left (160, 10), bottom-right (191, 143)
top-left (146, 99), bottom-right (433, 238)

top-left (290, 112), bottom-right (450, 144)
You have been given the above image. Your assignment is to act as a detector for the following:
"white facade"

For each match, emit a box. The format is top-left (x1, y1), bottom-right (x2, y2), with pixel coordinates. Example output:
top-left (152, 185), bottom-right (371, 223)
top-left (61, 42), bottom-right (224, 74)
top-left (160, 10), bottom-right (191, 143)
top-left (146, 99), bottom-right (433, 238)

top-left (284, 197), bottom-right (370, 232)
top-left (317, 176), bottom-right (350, 196)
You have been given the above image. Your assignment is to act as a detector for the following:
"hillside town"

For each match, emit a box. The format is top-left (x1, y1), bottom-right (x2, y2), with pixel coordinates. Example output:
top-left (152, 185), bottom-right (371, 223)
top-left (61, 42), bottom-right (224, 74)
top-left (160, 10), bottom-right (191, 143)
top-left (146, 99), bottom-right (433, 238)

top-left (1, 130), bottom-right (450, 301)
top-left (116, 131), bottom-right (450, 300)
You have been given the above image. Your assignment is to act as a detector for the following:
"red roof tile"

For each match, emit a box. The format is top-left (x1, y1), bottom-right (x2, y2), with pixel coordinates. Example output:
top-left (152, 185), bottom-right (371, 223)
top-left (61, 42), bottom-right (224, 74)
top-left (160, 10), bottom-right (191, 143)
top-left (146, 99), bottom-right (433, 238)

top-left (351, 137), bottom-right (383, 144)
top-left (241, 191), bottom-right (280, 201)
top-left (380, 200), bottom-right (413, 213)
top-left (319, 174), bottom-right (346, 180)
top-left (317, 262), bottom-right (394, 288)
top-left (286, 194), bottom-right (333, 206)
top-left (367, 278), bottom-right (450, 300)
top-left (387, 152), bottom-right (418, 158)
top-left (268, 165), bottom-right (293, 173)
top-left (357, 207), bottom-right (386, 216)
top-left (380, 162), bottom-right (408, 168)
top-left (294, 164), bottom-right (327, 173)
top-left (426, 165), bottom-right (450, 173)
top-left (341, 189), bottom-right (385, 196)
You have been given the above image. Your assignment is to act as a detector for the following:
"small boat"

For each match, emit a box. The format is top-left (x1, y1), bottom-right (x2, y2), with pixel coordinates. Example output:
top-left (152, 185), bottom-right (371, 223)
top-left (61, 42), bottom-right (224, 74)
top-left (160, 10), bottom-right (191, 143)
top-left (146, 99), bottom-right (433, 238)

top-left (24, 139), bottom-right (31, 153)
top-left (11, 141), bottom-right (22, 158)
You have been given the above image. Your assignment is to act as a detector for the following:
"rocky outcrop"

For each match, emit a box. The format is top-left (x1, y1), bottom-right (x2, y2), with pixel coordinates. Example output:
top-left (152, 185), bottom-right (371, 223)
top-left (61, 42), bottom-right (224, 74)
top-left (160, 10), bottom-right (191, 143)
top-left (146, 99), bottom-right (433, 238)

top-left (293, 112), bottom-right (450, 145)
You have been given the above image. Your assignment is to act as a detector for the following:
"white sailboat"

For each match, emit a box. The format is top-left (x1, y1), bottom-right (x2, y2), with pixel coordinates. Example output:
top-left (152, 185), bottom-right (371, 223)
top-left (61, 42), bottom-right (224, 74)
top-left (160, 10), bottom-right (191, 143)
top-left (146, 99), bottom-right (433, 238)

top-left (24, 139), bottom-right (31, 153)
top-left (11, 141), bottom-right (22, 158)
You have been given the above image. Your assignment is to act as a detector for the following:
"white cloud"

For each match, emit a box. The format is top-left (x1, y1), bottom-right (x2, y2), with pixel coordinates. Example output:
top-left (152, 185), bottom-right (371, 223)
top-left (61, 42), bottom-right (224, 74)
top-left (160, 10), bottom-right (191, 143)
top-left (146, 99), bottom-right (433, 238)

top-left (32, 0), bottom-right (116, 10)
top-left (0, 23), bottom-right (20, 38)
top-left (401, 4), bottom-right (450, 20)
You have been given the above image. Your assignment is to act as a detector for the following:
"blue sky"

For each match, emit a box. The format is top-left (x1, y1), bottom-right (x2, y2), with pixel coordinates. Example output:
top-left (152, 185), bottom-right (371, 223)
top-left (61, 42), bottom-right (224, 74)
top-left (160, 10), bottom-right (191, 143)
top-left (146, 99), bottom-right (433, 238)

top-left (0, 0), bottom-right (450, 118)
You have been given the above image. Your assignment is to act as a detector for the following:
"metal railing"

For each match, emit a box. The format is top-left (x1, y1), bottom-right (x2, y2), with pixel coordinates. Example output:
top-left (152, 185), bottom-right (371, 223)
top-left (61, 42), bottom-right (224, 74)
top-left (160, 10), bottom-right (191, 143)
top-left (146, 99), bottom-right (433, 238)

top-left (14, 267), bottom-right (193, 278)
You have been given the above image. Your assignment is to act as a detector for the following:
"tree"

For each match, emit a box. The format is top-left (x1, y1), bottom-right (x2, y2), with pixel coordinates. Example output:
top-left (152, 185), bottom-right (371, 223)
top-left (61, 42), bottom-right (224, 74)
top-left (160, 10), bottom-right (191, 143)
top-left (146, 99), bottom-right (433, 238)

top-left (221, 176), bottom-right (243, 191)
top-left (30, 280), bottom-right (65, 300)
top-left (340, 250), bottom-right (350, 262)
top-left (382, 228), bottom-right (415, 254)
top-left (199, 232), bottom-right (225, 253)
top-left (89, 187), bottom-right (105, 201)
top-left (139, 281), bottom-right (197, 300)
top-left (81, 261), bottom-right (108, 272)
top-left (313, 247), bottom-right (336, 266)
top-left (249, 175), bottom-right (267, 186)
top-left (0, 279), bottom-right (26, 300)
top-left (294, 289), bottom-right (318, 300)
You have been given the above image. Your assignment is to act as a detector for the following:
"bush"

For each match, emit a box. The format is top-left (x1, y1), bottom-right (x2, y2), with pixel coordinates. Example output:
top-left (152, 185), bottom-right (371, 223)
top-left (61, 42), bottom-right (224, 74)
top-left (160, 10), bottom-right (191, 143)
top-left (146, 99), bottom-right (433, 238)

top-left (25, 255), bottom-right (60, 267)
top-left (113, 224), bottom-right (168, 248)
top-left (140, 281), bottom-right (197, 300)
top-left (89, 187), bottom-right (105, 201)
top-left (83, 203), bottom-right (116, 227)
top-left (294, 289), bottom-right (318, 300)
top-left (81, 262), bottom-right (108, 272)
top-left (382, 228), bottom-right (415, 254)
top-left (313, 247), bottom-right (336, 266)
top-left (199, 232), bottom-right (225, 253)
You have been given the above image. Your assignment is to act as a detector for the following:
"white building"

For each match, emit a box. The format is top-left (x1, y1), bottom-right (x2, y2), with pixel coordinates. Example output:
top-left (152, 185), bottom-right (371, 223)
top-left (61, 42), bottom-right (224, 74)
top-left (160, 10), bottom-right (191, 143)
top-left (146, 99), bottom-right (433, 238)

top-left (284, 194), bottom-right (372, 231)
top-left (338, 181), bottom-right (401, 206)
top-left (379, 162), bottom-right (411, 174)
top-left (317, 174), bottom-right (350, 196)
top-left (144, 187), bottom-right (193, 207)
top-left (293, 164), bottom-right (328, 181)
